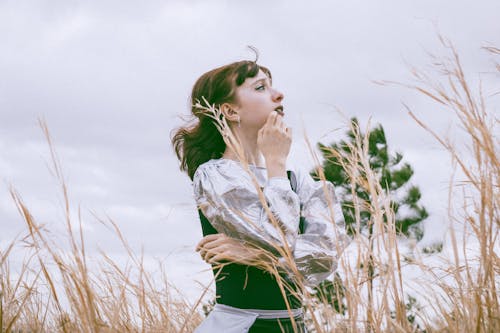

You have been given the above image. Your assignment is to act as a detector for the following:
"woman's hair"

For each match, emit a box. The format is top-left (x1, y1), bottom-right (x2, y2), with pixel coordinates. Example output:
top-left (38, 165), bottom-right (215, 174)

top-left (171, 60), bottom-right (271, 180)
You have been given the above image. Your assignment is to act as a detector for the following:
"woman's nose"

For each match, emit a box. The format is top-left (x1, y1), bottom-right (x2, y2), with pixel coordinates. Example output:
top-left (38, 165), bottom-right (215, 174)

top-left (272, 88), bottom-right (284, 102)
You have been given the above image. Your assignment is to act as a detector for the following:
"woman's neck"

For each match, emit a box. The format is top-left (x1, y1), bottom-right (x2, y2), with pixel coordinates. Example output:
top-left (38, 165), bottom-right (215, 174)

top-left (222, 129), bottom-right (264, 167)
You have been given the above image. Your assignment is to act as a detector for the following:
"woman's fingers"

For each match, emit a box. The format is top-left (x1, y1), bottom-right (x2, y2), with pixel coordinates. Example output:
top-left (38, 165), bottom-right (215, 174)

top-left (262, 110), bottom-right (276, 129)
top-left (273, 111), bottom-right (282, 127)
top-left (200, 246), bottom-right (217, 262)
top-left (258, 111), bottom-right (288, 138)
top-left (208, 254), bottom-right (224, 264)
top-left (195, 233), bottom-right (225, 251)
top-left (202, 244), bottom-right (229, 263)
top-left (262, 110), bottom-right (284, 129)
top-left (196, 235), bottom-right (256, 265)
top-left (201, 236), bottom-right (229, 251)
top-left (202, 248), bottom-right (215, 262)
top-left (196, 234), bottom-right (231, 262)
top-left (196, 234), bottom-right (265, 265)
top-left (267, 111), bottom-right (279, 127)
top-left (205, 247), bottom-right (228, 263)
top-left (271, 111), bottom-right (283, 127)
top-left (205, 246), bottom-right (247, 264)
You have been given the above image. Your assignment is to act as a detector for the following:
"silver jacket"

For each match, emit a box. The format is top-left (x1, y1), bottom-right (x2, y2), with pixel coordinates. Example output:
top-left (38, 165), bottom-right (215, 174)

top-left (193, 158), bottom-right (351, 286)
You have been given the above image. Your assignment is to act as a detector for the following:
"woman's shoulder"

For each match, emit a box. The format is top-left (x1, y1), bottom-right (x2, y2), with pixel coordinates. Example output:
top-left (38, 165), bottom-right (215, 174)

top-left (193, 158), bottom-right (243, 182)
top-left (196, 158), bottom-right (234, 171)
top-left (193, 158), bottom-right (254, 197)
top-left (196, 158), bottom-right (222, 171)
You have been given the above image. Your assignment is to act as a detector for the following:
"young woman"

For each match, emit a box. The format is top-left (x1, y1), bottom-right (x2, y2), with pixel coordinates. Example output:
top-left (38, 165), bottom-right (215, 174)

top-left (172, 58), bottom-right (350, 333)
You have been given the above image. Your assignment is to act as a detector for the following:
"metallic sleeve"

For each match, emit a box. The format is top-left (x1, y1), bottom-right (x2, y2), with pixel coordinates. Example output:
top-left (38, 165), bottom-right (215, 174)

top-left (193, 161), bottom-right (301, 254)
top-left (289, 170), bottom-right (351, 286)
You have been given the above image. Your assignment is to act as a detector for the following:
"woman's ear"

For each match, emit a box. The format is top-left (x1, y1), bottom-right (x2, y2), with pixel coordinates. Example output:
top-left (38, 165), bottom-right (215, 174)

top-left (220, 103), bottom-right (240, 122)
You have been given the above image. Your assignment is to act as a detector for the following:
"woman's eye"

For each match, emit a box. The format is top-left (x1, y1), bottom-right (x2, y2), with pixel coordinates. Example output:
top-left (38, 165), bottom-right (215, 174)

top-left (256, 85), bottom-right (265, 91)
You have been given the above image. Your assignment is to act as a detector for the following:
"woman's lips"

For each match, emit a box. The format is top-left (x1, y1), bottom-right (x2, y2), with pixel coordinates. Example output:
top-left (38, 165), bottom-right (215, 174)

top-left (275, 106), bottom-right (284, 116)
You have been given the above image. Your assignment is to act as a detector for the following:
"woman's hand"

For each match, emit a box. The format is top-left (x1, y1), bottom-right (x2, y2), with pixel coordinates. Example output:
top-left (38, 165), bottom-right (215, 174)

top-left (257, 111), bottom-right (292, 178)
top-left (195, 233), bottom-right (269, 266)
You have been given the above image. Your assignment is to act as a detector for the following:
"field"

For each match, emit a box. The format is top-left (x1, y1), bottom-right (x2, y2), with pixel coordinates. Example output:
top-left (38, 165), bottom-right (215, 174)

top-left (1, 42), bottom-right (498, 332)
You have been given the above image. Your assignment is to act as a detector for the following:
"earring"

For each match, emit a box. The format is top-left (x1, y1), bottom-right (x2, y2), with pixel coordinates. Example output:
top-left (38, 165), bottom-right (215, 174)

top-left (237, 116), bottom-right (241, 128)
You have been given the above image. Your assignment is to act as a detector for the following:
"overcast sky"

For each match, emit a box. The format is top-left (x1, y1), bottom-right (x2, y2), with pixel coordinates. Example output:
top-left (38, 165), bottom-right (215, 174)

top-left (1, 0), bottom-right (499, 299)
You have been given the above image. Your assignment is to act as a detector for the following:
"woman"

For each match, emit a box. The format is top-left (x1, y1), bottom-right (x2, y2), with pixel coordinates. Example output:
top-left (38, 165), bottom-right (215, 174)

top-left (172, 57), bottom-right (350, 333)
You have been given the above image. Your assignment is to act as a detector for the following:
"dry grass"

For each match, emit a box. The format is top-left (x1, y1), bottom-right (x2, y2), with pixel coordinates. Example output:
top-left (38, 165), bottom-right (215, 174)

top-left (1, 39), bottom-right (498, 332)
top-left (402, 37), bottom-right (499, 332)
top-left (1, 121), bottom-right (204, 333)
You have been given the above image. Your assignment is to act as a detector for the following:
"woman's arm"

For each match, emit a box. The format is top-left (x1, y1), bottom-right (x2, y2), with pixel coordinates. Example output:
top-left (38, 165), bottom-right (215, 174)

top-left (195, 166), bottom-right (351, 287)
top-left (193, 161), bottom-right (301, 256)
top-left (281, 170), bottom-right (351, 286)
top-left (196, 233), bottom-right (276, 268)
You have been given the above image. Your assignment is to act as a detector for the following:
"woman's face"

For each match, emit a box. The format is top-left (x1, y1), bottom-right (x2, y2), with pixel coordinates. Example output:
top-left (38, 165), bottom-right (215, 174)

top-left (233, 69), bottom-right (284, 131)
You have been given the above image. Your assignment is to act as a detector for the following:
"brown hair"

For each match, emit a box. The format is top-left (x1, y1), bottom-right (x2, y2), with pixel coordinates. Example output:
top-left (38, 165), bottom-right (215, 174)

top-left (171, 60), bottom-right (271, 179)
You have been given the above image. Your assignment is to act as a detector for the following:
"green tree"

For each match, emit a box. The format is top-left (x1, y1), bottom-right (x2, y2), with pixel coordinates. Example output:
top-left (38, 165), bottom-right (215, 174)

top-left (313, 117), bottom-right (428, 240)
top-left (311, 118), bottom-right (430, 321)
